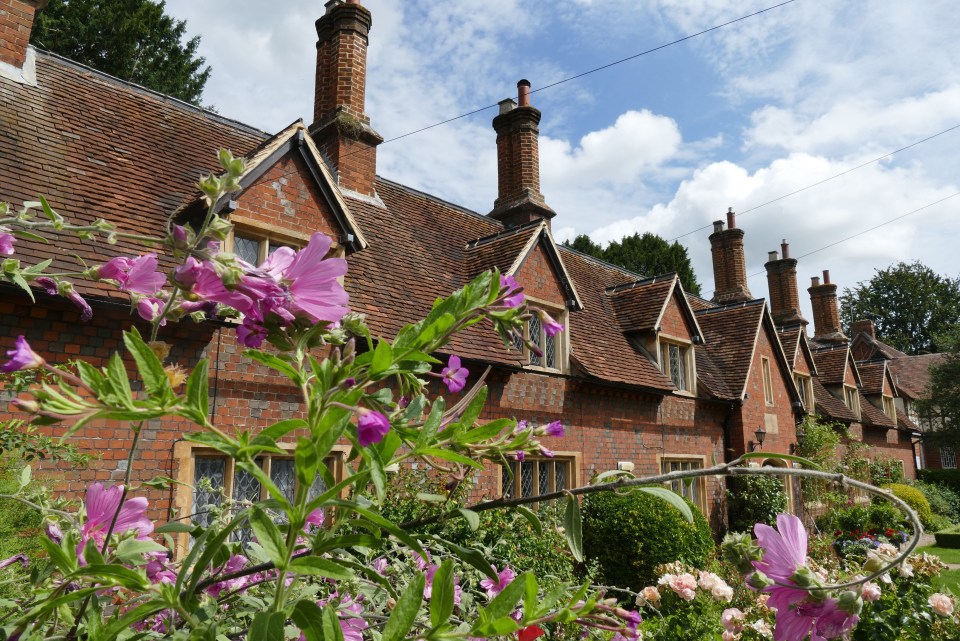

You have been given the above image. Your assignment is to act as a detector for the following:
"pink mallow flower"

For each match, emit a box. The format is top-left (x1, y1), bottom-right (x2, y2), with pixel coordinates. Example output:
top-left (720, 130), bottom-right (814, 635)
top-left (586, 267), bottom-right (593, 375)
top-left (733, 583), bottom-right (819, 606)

top-left (280, 233), bottom-right (349, 324)
top-left (440, 355), bottom-right (469, 393)
top-left (0, 554), bottom-right (28, 570)
top-left (305, 508), bottom-right (325, 530)
top-left (0, 228), bottom-right (14, 255)
top-left (536, 308), bottom-right (564, 337)
top-left (500, 274), bottom-right (525, 308)
top-left (1, 336), bottom-right (44, 373)
top-left (300, 593), bottom-right (368, 641)
top-left (97, 254), bottom-right (166, 294)
top-left (79, 483), bottom-right (154, 558)
top-left (424, 564), bottom-right (462, 604)
top-left (137, 297), bottom-right (167, 325)
top-left (204, 554), bottom-right (249, 597)
top-left (356, 408), bottom-right (390, 447)
top-left (479, 564), bottom-right (516, 599)
top-left (543, 420), bottom-right (564, 437)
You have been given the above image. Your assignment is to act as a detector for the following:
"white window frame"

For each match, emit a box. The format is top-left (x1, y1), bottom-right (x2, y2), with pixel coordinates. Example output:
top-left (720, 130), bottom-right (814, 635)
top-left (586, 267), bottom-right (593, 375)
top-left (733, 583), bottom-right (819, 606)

top-left (941, 446), bottom-right (957, 469)
top-left (658, 335), bottom-right (696, 394)
top-left (882, 395), bottom-right (896, 421)
top-left (794, 373), bottom-right (814, 414)
top-left (761, 357), bottom-right (774, 406)
top-left (844, 385), bottom-right (861, 418)
top-left (658, 455), bottom-right (707, 513)
top-left (514, 297), bottom-right (569, 373)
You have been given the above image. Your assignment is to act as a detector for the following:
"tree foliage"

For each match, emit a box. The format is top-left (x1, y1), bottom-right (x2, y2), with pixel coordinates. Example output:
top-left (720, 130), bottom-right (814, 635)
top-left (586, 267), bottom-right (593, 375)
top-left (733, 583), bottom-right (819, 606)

top-left (839, 261), bottom-right (960, 355)
top-left (917, 327), bottom-right (960, 450)
top-left (563, 232), bottom-right (701, 294)
top-left (31, 0), bottom-right (210, 105)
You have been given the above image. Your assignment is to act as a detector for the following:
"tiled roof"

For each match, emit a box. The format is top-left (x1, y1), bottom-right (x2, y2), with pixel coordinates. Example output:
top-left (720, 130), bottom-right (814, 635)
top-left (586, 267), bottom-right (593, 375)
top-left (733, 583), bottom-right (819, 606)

top-left (812, 378), bottom-right (859, 423)
top-left (812, 346), bottom-right (850, 385)
top-left (851, 333), bottom-right (908, 360)
top-left (896, 408), bottom-right (920, 433)
top-left (607, 274), bottom-right (677, 334)
top-left (889, 353), bottom-right (947, 399)
top-left (859, 392), bottom-right (895, 429)
top-left (464, 222), bottom-right (540, 277)
top-left (0, 51), bottom-right (267, 300)
top-left (778, 328), bottom-right (800, 369)
top-left (693, 345), bottom-right (737, 400)
top-left (694, 300), bottom-right (766, 399)
top-left (686, 294), bottom-right (715, 312)
top-left (856, 361), bottom-right (888, 396)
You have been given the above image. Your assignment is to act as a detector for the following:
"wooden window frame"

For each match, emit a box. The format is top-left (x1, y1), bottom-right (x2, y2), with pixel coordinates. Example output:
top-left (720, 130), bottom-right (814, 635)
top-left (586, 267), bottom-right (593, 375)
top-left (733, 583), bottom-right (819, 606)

top-left (515, 296), bottom-right (569, 374)
top-left (658, 335), bottom-right (696, 395)
top-left (761, 357), bottom-right (774, 406)
top-left (844, 385), bottom-right (860, 418)
top-left (882, 396), bottom-right (896, 421)
top-left (794, 373), bottom-right (814, 414)
top-left (657, 454), bottom-right (707, 513)
top-left (498, 452), bottom-right (580, 506)
top-left (172, 441), bottom-right (349, 557)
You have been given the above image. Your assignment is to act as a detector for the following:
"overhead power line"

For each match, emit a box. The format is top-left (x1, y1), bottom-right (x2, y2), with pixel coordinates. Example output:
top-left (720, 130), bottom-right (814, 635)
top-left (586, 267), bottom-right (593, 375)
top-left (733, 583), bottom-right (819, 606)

top-left (745, 191), bottom-right (960, 279)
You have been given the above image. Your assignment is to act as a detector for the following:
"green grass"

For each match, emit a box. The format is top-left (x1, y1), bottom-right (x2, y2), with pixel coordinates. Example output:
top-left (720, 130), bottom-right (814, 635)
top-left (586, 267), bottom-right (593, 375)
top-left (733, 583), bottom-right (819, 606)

top-left (933, 568), bottom-right (960, 593)
top-left (916, 545), bottom-right (960, 564)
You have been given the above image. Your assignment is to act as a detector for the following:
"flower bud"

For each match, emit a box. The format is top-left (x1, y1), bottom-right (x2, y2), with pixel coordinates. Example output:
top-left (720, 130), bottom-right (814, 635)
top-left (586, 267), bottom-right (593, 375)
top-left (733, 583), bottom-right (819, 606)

top-left (12, 398), bottom-right (39, 414)
top-left (837, 590), bottom-right (863, 615)
top-left (746, 571), bottom-right (773, 590)
top-left (206, 215), bottom-right (233, 241)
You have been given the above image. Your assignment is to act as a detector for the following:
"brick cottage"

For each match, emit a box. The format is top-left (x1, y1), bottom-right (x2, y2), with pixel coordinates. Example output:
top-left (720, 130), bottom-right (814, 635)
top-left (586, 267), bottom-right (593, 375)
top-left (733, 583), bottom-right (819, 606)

top-left (0, 0), bottom-right (933, 543)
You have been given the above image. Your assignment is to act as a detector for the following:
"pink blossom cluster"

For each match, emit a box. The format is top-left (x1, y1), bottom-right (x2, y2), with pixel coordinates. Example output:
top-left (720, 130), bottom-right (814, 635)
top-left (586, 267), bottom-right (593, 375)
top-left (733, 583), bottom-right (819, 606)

top-left (658, 571), bottom-right (697, 601)
top-left (697, 570), bottom-right (734, 602)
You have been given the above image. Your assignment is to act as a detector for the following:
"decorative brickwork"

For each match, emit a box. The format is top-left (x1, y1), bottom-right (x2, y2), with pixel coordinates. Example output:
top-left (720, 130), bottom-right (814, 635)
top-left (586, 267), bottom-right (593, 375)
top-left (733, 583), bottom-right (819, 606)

top-left (708, 213), bottom-right (752, 304)
top-left (764, 244), bottom-right (806, 326)
top-left (808, 272), bottom-right (848, 344)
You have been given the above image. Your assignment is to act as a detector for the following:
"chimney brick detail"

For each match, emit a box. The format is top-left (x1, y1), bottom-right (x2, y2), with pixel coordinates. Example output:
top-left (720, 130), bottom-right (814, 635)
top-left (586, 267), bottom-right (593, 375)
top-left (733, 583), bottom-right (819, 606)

top-left (309, 1), bottom-right (382, 197)
top-left (808, 270), bottom-right (847, 343)
top-left (850, 319), bottom-right (876, 340)
top-left (0, 0), bottom-right (43, 69)
top-left (709, 210), bottom-right (752, 304)
top-left (488, 80), bottom-right (555, 228)
top-left (764, 240), bottom-right (806, 326)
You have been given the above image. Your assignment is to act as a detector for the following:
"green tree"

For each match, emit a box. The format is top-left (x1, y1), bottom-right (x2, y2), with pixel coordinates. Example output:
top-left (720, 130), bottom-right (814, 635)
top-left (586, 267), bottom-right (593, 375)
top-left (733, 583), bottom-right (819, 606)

top-left (916, 327), bottom-right (960, 449)
top-left (562, 233), bottom-right (604, 259)
top-left (603, 232), bottom-right (701, 294)
top-left (839, 261), bottom-right (960, 355)
top-left (31, 0), bottom-right (210, 105)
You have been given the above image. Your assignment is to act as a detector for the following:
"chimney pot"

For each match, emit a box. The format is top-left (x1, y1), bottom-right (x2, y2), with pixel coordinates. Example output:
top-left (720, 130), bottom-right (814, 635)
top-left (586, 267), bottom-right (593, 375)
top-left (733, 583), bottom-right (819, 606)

top-left (765, 240), bottom-right (806, 326)
top-left (727, 207), bottom-right (736, 229)
top-left (768, 251), bottom-right (779, 261)
top-left (808, 270), bottom-right (846, 343)
top-left (713, 220), bottom-right (724, 233)
top-left (822, 269), bottom-right (831, 285)
top-left (498, 98), bottom-right (516, 115)
top-left (517, 79), bottom-right (531, 107)
top-left (811, 276), bottom-right (820, 287)
top-left (781, 239), bottom-right (790, 259)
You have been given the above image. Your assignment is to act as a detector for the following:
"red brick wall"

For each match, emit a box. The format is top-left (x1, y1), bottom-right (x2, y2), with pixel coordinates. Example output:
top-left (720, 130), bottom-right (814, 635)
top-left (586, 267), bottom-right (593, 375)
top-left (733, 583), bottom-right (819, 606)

top-left (660, 292), bottom-right (695, 339)
top-left (513, 242), bottom-right (566, 308)
top-left (0, 0), bottom-right (36, 69)
top-left (862, 426), bottom-right (916, 480)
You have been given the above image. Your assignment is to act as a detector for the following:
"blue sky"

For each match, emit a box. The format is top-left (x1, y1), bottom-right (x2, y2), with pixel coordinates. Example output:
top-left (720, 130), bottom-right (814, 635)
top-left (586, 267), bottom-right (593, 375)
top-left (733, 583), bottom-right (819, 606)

top-left (163, 0), bottom-right (960, 323)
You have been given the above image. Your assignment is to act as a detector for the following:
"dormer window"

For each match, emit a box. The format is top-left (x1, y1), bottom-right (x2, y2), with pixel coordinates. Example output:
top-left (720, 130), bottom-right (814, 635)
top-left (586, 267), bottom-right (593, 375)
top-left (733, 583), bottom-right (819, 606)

top-left (229, 228), bottom-right (300, 266)
top-left (513, 300), bottom-right (568, 372)
top-left (882, 396), bottom-right (896, 421)
top-left (659, 337), bottom-right (694, 393)
top-left (794, 373), bottom-right (814, 413)
top-left (843, 385), bottom-right (860, 417)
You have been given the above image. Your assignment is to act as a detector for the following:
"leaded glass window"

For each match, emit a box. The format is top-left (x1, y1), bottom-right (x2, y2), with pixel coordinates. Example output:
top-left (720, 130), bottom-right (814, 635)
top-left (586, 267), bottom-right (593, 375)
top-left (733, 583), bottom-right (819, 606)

top-left (501, 457), bottom-right (573, 504)
top-left (520, 307), bottom-right (564, 371)
top-left (233, 234), bottom-right (262, 266)
top-left (529, 315), bottom-right (543, 366)
top-left (193, 458), bottom-right (225, 528)
top-left (661, 458), bottom-right (705, 512)
top-left (660, 342), bottom-right (689, 391)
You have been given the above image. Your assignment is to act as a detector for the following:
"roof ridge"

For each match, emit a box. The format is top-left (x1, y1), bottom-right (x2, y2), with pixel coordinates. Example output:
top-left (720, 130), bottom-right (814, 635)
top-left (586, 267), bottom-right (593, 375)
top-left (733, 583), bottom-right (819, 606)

top-left (555, 244), bottom-right (648, 280)
top-left (811, 344), bottom-right (850, 353)
top-left (466, 219), bottom-right (542, 248)
top-left (605, 272), bottom-right (677, 294)
top-left (694, 298), bottom-right (766, 315)
top-left (374, 176), bottom-right (493, 222)
top-left (36, 48), bottom-right (270, 138)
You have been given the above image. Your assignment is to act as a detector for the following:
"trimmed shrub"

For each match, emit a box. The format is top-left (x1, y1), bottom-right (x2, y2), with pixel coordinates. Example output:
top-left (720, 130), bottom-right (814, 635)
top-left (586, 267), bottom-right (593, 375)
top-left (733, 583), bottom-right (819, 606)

top-left (582, 488), bottom-right (713, 591)
top-left (913, 480), bottom-right (960, 523)
top-left (918, 468), bottom-right (960, 495)
top-left (727, 474), bottom-right (788, 533)
top-left (885, 483), bottom-right (934, 528)
top-left (933, 524), bottom-right (960, 548)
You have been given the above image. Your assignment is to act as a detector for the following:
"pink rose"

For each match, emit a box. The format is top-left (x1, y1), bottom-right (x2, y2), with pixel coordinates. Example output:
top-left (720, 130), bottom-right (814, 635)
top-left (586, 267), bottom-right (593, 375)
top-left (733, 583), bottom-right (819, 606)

top-left (668, 573), bottom-right (697, 601)
top-left (928, 593), bottom-right (955, 617)
top-left (861, 581), bottom-right (882, 602)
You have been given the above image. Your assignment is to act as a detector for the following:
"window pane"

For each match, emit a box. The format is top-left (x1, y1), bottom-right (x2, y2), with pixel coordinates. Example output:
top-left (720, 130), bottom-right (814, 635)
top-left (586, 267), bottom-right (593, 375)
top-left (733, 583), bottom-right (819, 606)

top-left (233, 465), bottom-right (262, 503)
top-left (267, 242), bottom-right (293, 256)
top-left (529, 316), bottom-right (542, 366)
top-left (234, 234), bottom-right (261, 266)
top-left (545, 331), bottom-right (556, 369)
top-left (271, 459), bottom-right (296, 503)
top-left (520, 462), bottom-right (535, 498)
top-left (502, 465), bottom-right (514, 499)
top-left (556, 461), bottom-right (568, 491)
top-left (193, 458), bottom-right (225, 528)
top-left (669, 344), bottom-right (686, 390)
top-left (538, 461), bottom-right (550, 496)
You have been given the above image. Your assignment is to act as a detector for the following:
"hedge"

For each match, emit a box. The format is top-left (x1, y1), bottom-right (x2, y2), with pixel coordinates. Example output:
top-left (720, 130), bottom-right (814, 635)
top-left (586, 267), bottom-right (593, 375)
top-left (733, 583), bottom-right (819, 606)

top-left (933, 524), bottom-right (960, 548)
top-left (917, 469), bottom-right (960, 496)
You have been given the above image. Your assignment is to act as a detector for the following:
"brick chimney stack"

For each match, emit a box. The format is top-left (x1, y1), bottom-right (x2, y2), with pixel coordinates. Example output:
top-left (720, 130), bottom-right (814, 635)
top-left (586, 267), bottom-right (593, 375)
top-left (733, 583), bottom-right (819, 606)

top-left (764, 239), bottom-right (807, 326)
top-left (309, 0), bottom-right (382, 197)
top-left (488, 79), bottom-right (556, 228)
top-left (808, 270), bottom-right (848, 343)
top-left (709, 208), bottom-right (752, 304)
top-left (0, 0), bottom-right (46, 83)
top-left (850, 318), bottom-right (876, 340)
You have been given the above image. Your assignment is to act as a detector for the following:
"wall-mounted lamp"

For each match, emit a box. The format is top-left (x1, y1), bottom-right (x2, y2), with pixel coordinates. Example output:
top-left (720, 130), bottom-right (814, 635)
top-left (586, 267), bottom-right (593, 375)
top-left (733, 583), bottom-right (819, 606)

top-left (790, 424), bottom-right (807, 454)
top-left (749, 425), bottom-right (767, 452)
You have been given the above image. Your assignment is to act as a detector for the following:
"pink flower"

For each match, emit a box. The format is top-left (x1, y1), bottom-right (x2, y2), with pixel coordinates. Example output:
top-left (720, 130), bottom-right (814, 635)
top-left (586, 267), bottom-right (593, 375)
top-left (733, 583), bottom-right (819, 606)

top-left (98, 254), bottom-right (166, 294)
top-left (300, 593), bottom-right (368, 641)
top-left (929, 593), bottom-right (955, 617)
top-left (146, 553), bottom-right (177, 584)
top-left (479, 564), bottom-right (516, 598)
top-left (236, 317), bottom-right (267, 348)
top-left (79, 483), bottom-right (153, 558)
top-left (356, 408), bottom-right (390, 446)
top-left (35, 277), bottom-right (92, 321)
top-left (812, 599), bottom-right (859, 639)
top-left (861, 581), bottom-right (881, 602)
top-left (543, 420), bottom-right (564, 437)
top-left (372, 557), bottom-right (388, 574)
top-left (538, 444), bottom-right (555, 458)
top-left (2, 336), bottom-right (44, 372)
top-left (305, 508), bottom-right (325, 530)
top-left (536, 308), bottom-right (564, 337)
top-left (515, 451), bottom-right (526, 462)
top-left (424, 565), bottom-right (462, 604)
top-left (753, 513), bottom-right (807, 583)
top-left (282, 233), bottom-right (349, 324)
top-left (440, 355), bottom-right (469, 393)
top-left (205, 554), bottom-right (249, 597)
top-left (137, 297), bottom-right (166, 324)
top-left (0, 228), bottom-right (14, 255)
top-left (0, 554), bottom-right (28, 570)
top-left (500, 274), bottom-right (525, 308)
top-left (667, 573), bottom-right (697, 601)
top-left (721, 607), bottom-right (745, 632)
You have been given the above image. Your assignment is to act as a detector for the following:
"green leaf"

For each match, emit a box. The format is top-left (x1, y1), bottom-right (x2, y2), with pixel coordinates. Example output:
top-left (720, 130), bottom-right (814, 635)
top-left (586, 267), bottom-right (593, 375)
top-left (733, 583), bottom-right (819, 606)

top-left (434, 537), bottom-right (496, 580)
top-left (458, 508), bottom-right (480, 531)
top-left (252, 419), bottom-right (308, 446)
top-left (515, 505), bottom-right (542, 535)
top-left (105, 352), bottom-right (135, 410)
top-left (739, 451), bottom-right (822, 469)
top-left (18, 465), bottom-right (31, 488)
top-left (295, 437), bottom-right (320, 489)
top-left (417, 492), bottom-right (448, 504)
top-left (72, 564), bottom-right (150, 590)
top-left (563, 494), bottom-right (583, 562)
top-left (40, 537), bottom-right (76, 573)
top-left (475, 571), bottom-right (530, 631)
top-left (289, 556), bottom-right (355, 580)
top-left (247, 507), bottom-right (287, 569)
top-left (370, 339), bottom-right (393, 376)
top-left (430, 559), bottom-right (455, 628)
top-left (243, 350), bottom-right (302, 383)
top-left (592, 469), bottom-right (635, 484)
top-left (250, 611), bottom-right (286, 641)
top-left (114, 538), bottom-right (166, 564)
top-left (322, 604), bottom-right (345, 641)
top-left (123, 327), bottom-right (170, 400)
top-left (184, 358), bottom-right (209, 423)
top-left (638, 486), bottom-right (694, 523)
top-left (416, 397), bottom-right (445, 449)
top-left (382, 573), bottom-right (425, 641)
top-left (459, 385), bottom-right (487, 427)
top-left (457, 418), bottom-right (513, 444)
top-left (291, 600), bottom-right (326, 641)
top-left (154, 522), bottom-right (194, 534)
top-left (418, 447), bottom-right (483, 469)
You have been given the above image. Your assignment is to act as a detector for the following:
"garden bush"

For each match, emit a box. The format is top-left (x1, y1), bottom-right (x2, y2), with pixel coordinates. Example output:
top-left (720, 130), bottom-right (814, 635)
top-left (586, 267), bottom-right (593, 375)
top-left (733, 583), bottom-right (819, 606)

top-left (913, 480), bottom-right (960, 523)
top-left (582, 487), bottom-right (713, 592)
top-left (726, 473), bottom-right (787, 533)
top-left (918, 468), bottom-right (960, 496)
top-left (870, 456), bottom-right (906, 486)
top-left (886, 483), bottom-right (934, 528)
top-left (933, 525), bottom-right (960, 548)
